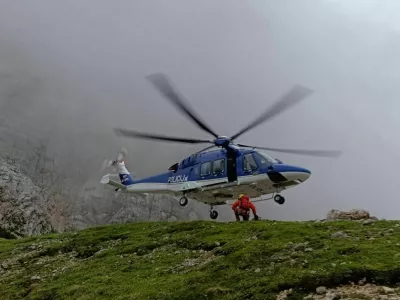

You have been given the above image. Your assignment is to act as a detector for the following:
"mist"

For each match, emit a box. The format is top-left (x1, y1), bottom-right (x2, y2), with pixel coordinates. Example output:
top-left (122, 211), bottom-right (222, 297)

top-left (1, 0), bottom-right (400, 221)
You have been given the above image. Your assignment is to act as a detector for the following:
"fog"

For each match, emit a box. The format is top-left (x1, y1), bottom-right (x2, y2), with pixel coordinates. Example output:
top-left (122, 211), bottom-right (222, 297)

top-left (1, 0), bottom-right (400, 221)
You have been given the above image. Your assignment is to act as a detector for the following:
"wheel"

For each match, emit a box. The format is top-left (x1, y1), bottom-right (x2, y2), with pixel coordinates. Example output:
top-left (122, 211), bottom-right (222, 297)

top-left (210, 210), bottom-right (218, 220)
top-left (179, 196), bottom-right (188, 206)
top-left (274, 194), bottom-right (285, 205)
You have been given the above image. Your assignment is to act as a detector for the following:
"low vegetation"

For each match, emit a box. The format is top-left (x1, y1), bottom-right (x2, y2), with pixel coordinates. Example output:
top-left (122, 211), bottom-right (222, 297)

top-left (1, 219), bottom-right (400, 299)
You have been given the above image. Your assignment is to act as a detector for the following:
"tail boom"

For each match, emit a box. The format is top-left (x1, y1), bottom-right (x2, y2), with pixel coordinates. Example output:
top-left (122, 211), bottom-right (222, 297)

top-left (101, 174), bottom-right (129, 190)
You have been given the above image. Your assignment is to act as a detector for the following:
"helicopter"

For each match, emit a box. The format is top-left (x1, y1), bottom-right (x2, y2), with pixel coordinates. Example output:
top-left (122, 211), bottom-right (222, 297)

top-left (100, 72), bottom-right (342, 220)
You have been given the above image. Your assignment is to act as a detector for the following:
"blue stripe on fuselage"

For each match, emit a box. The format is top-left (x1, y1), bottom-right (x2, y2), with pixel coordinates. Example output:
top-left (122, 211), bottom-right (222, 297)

top-left (132, 172), bottom-right (171, 184)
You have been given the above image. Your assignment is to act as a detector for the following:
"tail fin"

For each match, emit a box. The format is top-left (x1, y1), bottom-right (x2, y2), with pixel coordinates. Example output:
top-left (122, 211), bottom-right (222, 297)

top-left (102, 148), bottom-right (134, 187)
top-left (118, 173), bottom-right (134, 186)
top-left (115, 156), bottom-right (134, 186)
top-left (115, 149), bottom-right (133, 186)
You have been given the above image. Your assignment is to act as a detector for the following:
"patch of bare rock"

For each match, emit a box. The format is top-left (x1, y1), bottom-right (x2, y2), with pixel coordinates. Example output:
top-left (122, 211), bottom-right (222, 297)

top-left (327, 209), bottom-right (375, 221)
top-left (278, 283), bottom-right (400, 299)
top-left (313, 209), bottom-right (380, 225)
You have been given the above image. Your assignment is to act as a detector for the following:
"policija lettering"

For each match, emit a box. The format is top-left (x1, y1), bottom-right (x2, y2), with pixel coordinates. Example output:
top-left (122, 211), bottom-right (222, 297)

top-left (168, 175), bottom-right (188, 183)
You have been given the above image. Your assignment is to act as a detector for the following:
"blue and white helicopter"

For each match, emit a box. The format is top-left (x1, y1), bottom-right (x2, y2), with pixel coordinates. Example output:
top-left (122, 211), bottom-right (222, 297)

top-left (101, 73), bottom-right (341, 220)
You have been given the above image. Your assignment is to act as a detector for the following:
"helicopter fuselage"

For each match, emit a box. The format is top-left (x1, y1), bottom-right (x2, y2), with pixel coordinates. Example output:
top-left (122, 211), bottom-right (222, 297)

top-left (101, 148), bottom-right (311, 204)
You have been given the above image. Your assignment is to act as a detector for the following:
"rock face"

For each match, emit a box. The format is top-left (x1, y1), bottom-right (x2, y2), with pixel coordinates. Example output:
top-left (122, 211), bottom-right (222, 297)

top-left (0, 158), bottom-right (53, 238)
top-left (299, 283), bottom-right (400, 300)
top-left (326, 209), bottom-right (377, 221)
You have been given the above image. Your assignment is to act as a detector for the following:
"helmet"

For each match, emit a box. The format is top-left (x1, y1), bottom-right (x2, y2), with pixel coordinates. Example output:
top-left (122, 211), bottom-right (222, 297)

top-left (238, 194), bottom-right (245, 199)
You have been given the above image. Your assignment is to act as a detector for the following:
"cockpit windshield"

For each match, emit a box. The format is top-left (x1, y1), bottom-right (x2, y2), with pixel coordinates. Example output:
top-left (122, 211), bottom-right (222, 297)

top-left (256, 151), bottom-right (279, 164)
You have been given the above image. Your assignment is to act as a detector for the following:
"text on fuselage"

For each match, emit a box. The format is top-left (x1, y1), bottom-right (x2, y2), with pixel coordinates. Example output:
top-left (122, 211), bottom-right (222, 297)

top-left (168, 175), bottom-right (188, 183)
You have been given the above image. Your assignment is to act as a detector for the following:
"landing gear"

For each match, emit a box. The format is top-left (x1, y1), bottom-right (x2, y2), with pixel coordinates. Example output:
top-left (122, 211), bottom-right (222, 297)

top-left (179, 196), bottom-right (188, 206)
top-left (209, 205), bottom-right (218, 220)
top-left (274, 194), bottom-right (285, 205)
top-left (210, 210), bottom-right (218, 220)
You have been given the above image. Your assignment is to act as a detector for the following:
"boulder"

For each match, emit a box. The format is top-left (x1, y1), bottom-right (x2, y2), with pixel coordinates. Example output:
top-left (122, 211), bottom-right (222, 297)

top-left (327, 209), bottom-right (377, 221)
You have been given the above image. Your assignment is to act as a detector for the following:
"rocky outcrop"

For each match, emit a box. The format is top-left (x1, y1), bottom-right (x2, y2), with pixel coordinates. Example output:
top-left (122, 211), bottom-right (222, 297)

top-left (0, 158), bottom-right (53, 238)
top-left (326, 209), bottom-right (377, 221)
top-left (279, 283), bottom-right (400, 299)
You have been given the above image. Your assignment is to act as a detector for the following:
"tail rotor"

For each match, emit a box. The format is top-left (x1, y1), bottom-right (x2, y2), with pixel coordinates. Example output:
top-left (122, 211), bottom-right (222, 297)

top-left (101, 147), bottom-right (129, 173)
top-left (101, 159), bottom-right (114, 172)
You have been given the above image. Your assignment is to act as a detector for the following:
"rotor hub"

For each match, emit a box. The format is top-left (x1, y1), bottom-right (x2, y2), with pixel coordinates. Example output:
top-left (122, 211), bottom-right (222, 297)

top-left (214, 136), bottom-right (231, 147)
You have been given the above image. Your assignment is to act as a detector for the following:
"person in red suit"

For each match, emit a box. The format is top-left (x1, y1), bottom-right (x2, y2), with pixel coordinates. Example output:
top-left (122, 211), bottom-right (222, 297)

top-left (232, 194), bottom-right (259, 221)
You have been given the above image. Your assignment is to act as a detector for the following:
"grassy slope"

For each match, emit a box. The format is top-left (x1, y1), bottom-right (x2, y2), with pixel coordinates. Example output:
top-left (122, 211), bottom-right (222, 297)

top-left (1, 219), bottom-right (400, 300)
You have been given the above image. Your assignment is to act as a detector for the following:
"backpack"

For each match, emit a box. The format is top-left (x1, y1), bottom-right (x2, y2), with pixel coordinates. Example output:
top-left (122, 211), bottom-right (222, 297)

top-left (239, 196), bottom-right (251, 210)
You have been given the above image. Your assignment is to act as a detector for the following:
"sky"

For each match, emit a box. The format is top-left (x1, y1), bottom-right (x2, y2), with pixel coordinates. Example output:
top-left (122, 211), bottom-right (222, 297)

top-left (1, 0), bottom-right (400, 220)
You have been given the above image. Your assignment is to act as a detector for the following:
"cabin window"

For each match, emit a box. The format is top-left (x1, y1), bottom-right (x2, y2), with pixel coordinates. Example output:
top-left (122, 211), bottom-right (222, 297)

top-left (243, 154), bottom-right (258, 172)
top-left (193, 164), bottom-right (200, 177)
top-left (200, 162), bottom-right (212, 176)
top-left (212, 159), bottom-right (225, 174)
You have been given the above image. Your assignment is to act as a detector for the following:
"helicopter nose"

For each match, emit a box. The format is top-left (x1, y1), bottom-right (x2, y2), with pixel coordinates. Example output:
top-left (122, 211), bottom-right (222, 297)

top-left (269, 164), bottom-right (311, 183)
top-left (295, 169), bottom-right (311, 182)
top-left (284, 166), bottom-right (311, 183)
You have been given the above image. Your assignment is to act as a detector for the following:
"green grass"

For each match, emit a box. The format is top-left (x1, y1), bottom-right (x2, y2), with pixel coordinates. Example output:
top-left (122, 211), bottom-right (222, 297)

top-left (1, 219), bottom-right (400, 300)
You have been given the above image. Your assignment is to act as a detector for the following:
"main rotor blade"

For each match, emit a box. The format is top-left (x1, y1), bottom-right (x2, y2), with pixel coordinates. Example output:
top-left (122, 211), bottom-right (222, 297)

top-left (230, 85), bottom-right (314, 140)
top-left (194, 145), bottom-right (216, 155)
top-left (237, 144), bottom-right (342, 158)
top-left (114, 128), bottom-right (214, 144)
top-left (146, 72), bottom-right (219, 139)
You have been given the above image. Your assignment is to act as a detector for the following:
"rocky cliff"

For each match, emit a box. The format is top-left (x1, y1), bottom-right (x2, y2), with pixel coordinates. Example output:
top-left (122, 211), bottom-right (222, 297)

top-left (0, 158), bottom-right (53, 238)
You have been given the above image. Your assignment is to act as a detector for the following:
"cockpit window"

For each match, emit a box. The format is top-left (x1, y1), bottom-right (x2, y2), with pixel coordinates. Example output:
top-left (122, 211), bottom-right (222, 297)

top-left (256, 151), bottom-right (279, 164)
top-left (168, 162), bottom-right (179, 172)
top-left (243, 154), bottom-right (258, 172)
